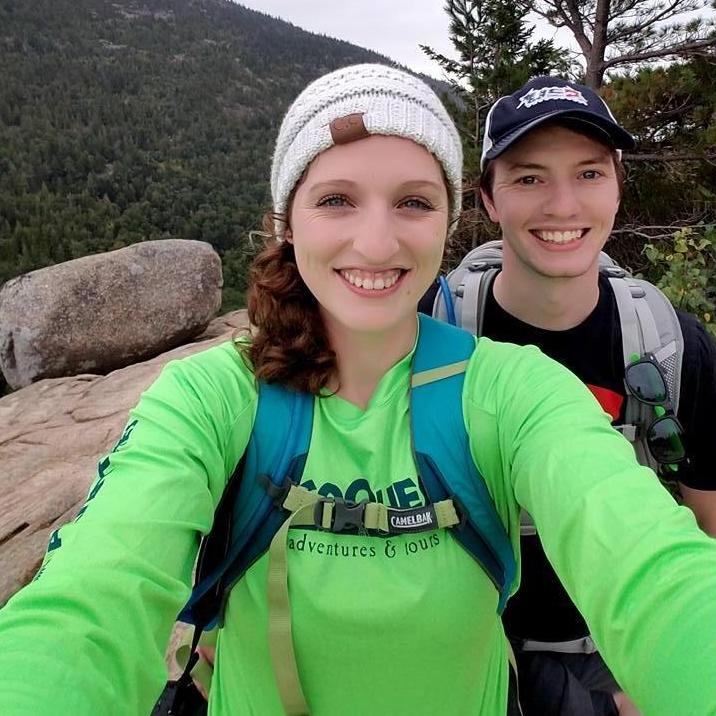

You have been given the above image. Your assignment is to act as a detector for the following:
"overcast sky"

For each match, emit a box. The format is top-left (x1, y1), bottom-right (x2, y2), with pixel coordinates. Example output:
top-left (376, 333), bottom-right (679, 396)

top-left (231, 2), bottom-right (715, 79)
top-left (232, 0), bottom-right (531, 78)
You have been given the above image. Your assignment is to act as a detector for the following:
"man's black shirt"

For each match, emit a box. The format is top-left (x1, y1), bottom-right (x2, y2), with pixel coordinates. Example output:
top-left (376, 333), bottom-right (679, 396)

top-left (421, 273), bottom-right (716, 641)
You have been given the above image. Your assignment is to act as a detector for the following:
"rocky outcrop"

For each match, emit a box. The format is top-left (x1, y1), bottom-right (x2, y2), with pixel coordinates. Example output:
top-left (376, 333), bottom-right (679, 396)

top-left (0, 309), bottom-right (249, 609)
top-left (0, 240), bottom-right (223, 389)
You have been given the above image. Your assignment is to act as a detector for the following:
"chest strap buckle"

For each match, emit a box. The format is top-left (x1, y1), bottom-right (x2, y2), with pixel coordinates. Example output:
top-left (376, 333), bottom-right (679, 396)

top-left (314, 498), bottom-right (368, 533)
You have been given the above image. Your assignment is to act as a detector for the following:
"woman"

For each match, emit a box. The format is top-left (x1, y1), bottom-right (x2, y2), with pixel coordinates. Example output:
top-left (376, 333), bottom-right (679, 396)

top-left (0, 64), bottom-right (715, 716)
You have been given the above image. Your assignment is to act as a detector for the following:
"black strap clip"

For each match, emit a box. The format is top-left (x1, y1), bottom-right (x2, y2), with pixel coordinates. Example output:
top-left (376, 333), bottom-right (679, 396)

top-left (258, 474), bottom-right (293, 507)
top-left (315, 498), bottom-right (367, 533)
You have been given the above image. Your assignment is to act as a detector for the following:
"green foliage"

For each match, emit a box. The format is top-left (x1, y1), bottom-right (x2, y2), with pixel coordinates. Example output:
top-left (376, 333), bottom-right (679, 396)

top-left (602, 58), bottom-right (716, 267)
top-left (220, 244), bottom-right (258, 312)
top-left (525, 0), bottom-right (716, 88)
top-left (607, 58), bottom-right (716, 152)
top-left (423, 0), bottom-right (571, 176)
top-left (424, 0), bottom-right (571, 256)
top-left (642, 226), bottom-right (716, 338)
top-left (0, 0), bottom-right (400, 306)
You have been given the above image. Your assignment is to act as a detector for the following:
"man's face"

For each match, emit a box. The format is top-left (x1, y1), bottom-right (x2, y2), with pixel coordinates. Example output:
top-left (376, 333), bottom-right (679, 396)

top-left (481, 124), bottom-right (621, 281)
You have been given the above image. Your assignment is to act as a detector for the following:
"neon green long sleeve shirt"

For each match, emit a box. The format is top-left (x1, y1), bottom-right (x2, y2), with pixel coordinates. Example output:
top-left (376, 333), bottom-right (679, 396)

top-left (0, 336), bottom-right (715, 715)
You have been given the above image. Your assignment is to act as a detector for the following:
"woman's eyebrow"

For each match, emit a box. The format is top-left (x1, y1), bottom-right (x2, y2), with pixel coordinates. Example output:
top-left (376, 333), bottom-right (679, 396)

top-left (399, 179), bottom-right (445, 191)
top-left (305, 179), bottom-right (445, 193)
top-left (305, 179), bottom-right (357, 193)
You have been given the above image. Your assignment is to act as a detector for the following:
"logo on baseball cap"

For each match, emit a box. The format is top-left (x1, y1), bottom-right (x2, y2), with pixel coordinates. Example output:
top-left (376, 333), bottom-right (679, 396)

top-left (481, 76), bottom-right (635, 169)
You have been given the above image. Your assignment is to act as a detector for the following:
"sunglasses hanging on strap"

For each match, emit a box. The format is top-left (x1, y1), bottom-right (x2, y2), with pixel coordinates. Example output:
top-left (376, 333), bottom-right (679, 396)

top-left (624, 353), bottom-right (687, 469)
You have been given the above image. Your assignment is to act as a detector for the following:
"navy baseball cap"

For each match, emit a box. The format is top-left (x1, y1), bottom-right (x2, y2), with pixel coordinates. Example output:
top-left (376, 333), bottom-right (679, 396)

top-left (481, 76), bottom-right (635, 169)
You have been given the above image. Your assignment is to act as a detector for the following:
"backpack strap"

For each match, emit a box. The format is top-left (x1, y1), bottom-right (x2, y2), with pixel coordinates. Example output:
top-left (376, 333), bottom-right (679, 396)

top-left (432, 240), bottom-right (502, 338)
top-left (637, 282), bottom-right (683, 415)
top-left (433, 265), bottom-right (497, 335)
top-left (173, 318), bottom-right (516, 712)
top-left (459, 266), bottom-right (499, 336)
top-left (606, 268), bottom-right (644, 445)
top-left (265, 316), bottom-right (516, 712)
top-left (604, 267), bottom-right (684, 471)
top-left (411, 314), bottom-right (516, 613)
top-left (265, 480), bottom-right (465, 716)
top-left (163, 381), bottom-right (314, 715)
top-left (178, 381), bottom-right (314, 628)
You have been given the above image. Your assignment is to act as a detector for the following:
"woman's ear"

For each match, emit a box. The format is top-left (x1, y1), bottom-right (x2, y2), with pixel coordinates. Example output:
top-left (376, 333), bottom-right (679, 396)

top-left (284, 227), bottom-right (293, 244)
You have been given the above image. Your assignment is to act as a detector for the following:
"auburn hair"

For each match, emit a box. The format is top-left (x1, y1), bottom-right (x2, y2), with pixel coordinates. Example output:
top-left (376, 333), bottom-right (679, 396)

top-left (239, 212), bottom-right (337, 395)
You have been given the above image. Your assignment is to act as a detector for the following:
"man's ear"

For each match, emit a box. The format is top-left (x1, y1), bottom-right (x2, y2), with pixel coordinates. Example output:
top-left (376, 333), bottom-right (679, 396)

top-left (284, 226), bottom-right (293, 244)
top-left (479, 189), bottom-right (499, 224)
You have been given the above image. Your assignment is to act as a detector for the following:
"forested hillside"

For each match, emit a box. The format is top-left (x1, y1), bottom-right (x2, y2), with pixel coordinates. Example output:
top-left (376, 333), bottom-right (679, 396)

top-left (0, 0), bottom-right (414, 307)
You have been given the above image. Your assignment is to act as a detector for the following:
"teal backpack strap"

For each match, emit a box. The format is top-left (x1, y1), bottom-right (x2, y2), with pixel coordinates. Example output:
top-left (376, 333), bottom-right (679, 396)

top-left (411, 314), bottom-right (516, 613)
top-left (164, 381), bottom-right (315, 716)
top-left (179, 381), bottom-right (314, 627)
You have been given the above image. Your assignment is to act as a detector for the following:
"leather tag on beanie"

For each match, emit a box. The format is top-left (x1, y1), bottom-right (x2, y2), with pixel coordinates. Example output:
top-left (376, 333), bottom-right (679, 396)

top-left (329, 113), bottom-right (369, 144)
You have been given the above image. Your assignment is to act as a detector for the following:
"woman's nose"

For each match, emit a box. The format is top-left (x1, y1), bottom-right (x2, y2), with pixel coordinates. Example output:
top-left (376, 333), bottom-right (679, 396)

top-left (351, 207), bottom-right (400, 264)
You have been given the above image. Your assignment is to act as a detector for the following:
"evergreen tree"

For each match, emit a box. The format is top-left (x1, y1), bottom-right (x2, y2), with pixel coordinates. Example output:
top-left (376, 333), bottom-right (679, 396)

top-left (423, 0), bottom-right (572, 176)
top-left (524, 0), bottom-right (716, 88)
top-left (0, 0), bottom-right (414, 307)
top-left (422, 0), bottom-right (571, 253)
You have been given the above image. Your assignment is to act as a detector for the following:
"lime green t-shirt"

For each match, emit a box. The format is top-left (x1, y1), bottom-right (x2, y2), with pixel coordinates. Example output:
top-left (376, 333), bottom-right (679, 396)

top-left (212, 345), bottom-right (509, 716)
top-left (0, 335), bottom-right (715, 716)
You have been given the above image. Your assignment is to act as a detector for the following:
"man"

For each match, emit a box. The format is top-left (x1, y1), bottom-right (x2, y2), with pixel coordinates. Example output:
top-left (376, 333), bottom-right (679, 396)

top-left (423, 76), bottom-right (716, 715)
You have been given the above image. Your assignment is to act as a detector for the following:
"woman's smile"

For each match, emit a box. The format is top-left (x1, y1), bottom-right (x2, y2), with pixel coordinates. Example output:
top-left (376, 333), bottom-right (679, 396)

top-left (287, 134), bottom-right (448, 337)
top-left (337, 268), bottom-right (406, 293)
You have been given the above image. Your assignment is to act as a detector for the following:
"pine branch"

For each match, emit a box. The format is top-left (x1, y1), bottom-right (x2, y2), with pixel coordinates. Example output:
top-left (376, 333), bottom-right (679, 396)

top-left (623, 152), bottom-right (716, 161)
top-left (562, 0), bottom-right (594, 54)
top-left (607, 0), bottom-right (707, 44)
top-left (604, 36), bottom-right (716, 68)
top-left (612, 222), bottom-right (712, 240)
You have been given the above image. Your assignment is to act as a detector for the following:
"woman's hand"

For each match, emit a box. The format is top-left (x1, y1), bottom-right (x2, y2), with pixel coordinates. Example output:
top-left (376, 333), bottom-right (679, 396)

top-left (614, 690), bottom-right (642, 715)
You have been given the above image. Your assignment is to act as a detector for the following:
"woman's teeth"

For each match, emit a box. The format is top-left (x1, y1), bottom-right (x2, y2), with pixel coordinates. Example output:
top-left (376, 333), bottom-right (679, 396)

top-left (534, 229), bottom-right (584, 243)
top-left (340, 269), bottom-right (401, 290)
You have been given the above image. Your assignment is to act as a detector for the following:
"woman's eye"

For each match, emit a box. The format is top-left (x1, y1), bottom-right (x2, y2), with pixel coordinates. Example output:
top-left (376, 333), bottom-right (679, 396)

top-left (317, 194), bottom-right (349, 207)
top-left (516, 175), bottom-right (538, 185)
top-left (400, 197), bottom-right (433, 210)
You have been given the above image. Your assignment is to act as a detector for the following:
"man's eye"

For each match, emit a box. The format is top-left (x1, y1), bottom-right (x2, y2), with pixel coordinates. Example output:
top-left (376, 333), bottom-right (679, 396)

top-left (517, 176), bottom-right (538, 185)
top-left (317, 194), bottom-right (349, 207)
top-left (400, 197), bottom-right (433, 210)
top-left (581, 169), bottom-right (602, 180)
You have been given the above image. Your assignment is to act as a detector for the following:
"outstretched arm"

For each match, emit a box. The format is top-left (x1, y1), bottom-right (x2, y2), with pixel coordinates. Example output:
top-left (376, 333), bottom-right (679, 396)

top-left (680, 486), bottom-right (716, 536)
top-left (0, 343), bottom-right (256, 716)
top-left (466, 339), bottom-right (716, 716)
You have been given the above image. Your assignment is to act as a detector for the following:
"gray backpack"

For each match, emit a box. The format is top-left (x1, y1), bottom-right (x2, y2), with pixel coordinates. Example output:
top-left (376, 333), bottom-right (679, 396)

top-left (430, 239), bottom-right (685, 476)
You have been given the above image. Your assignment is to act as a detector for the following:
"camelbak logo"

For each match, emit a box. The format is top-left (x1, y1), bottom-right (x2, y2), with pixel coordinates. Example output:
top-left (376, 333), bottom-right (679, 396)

top-left (389, 507), bottom-right (436, 534)
top-left (517, 86), bottom-right (588, 109)
top-left (391, 510), bottom-right (433, 529)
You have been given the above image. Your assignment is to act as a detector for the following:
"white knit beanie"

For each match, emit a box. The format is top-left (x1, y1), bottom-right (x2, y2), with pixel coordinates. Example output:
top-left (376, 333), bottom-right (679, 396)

top-left (270, 63), bottom-right (463, 234)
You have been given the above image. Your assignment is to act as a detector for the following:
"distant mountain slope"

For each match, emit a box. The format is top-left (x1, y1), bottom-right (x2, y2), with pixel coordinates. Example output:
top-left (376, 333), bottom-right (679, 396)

top-left (0, 0), bottom-right (440, 306)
